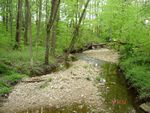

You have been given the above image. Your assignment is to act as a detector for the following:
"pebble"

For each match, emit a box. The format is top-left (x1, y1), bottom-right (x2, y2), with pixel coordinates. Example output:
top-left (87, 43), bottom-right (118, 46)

top-left (81, 95), bottom-right (84, 98)
top-left (72, 111), bottom-right (77, 113)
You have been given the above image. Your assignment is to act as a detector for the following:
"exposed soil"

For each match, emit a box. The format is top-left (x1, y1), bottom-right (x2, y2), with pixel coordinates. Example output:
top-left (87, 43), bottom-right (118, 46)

top-left (0, 48), bottom-right (119, 113)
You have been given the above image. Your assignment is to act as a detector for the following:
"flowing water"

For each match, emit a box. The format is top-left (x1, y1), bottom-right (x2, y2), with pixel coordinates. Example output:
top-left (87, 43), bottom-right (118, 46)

top-left (16, 53), bottom-right (143, 113)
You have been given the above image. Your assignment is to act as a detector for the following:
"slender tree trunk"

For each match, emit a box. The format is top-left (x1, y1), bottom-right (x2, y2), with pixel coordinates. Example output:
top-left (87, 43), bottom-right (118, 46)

top-left (6, 0), bottom-right (9, 31)
top-left (36, 0), bottom-right (42, 46)
top-left (66, 0), bottom-right (90, 57)
top-left (50, 3), bottom-right (60, 56)
top-left (29, 5), bottom-right (33, 68)
top-left (2, 1), bottom-right (6, 25)
top-left (9, 0), bottom-right (13, 40)
top-left (45, 0), bottom-right (60, 64)
top-left (24, 0), bottom-right (29, 45)
top-left (25, 0), bottom-right (33, 68)
top-left (36, 0), bottom-right (39, 25)
top-left (50, 19), bottom-right (57, 56)
top-left (15, 0), bottom-right (22, 48)
top-left (75, 0), bottom-right (79, 26)
top-left (45, 0), bottom-right (49, 25)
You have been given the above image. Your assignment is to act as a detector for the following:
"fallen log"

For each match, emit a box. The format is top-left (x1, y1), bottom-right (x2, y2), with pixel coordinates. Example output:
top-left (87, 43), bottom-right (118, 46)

top-left (64, 43), bottom-right (107, 54)
top-left (22, 79), bottom-right (45, 83)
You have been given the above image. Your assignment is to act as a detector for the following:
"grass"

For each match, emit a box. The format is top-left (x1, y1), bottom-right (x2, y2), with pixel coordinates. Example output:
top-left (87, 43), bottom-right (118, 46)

top-left (0, 63), bottom-right (26, 94)
top-left (0, 23), bottom-right (40, 94)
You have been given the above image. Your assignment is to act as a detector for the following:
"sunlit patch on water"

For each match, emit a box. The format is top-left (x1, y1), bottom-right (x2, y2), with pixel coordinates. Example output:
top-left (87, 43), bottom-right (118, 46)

top-left (75, 53), bottom-right (106, 67)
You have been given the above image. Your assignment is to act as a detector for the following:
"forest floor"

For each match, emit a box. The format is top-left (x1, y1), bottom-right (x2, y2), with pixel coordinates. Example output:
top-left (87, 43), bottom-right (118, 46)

top-left (0, 48), bottom-right (119, 113)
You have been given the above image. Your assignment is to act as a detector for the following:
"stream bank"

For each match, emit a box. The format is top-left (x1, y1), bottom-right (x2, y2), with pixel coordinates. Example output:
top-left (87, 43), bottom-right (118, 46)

top-left (0, 48), bottom-right (145, 113)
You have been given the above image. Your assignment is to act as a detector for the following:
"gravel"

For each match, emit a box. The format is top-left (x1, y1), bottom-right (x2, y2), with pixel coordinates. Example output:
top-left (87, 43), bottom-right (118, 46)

top-left (0, 49), bottom-right (118, 113)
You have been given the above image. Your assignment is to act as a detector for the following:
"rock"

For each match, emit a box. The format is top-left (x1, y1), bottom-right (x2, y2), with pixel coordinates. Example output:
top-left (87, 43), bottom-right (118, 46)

top-left (71, 76), bottom-right (81, 80)
top-left (79, 105), bottom-right (83, 109)
top-left (85, 76), bottom-right (91, 81)
top-left (99, 78), bottom-right (106, 83)
top-left (106, 87), bottom-right (109, 89)
top-left (60, 86), bottom-right (64, 89)
top-left (81, 95), bottom-right (84, 98)
top-left (130, 109), bottom-right (136, 113)
top-left (111, 82), bottom-right (116, 85)
top-left (72, 111), bottom-right (77, 113)
top-left (94, 63), bottom-right (98, 67)
top-left (140, 103), bottom-right (150, 113)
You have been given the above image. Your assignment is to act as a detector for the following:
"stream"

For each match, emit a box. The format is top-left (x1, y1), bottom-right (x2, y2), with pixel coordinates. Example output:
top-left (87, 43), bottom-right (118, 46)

top-left (75, 53), bottom-right (144, 113)
top-left (0, 49), bottom-right (144, 113)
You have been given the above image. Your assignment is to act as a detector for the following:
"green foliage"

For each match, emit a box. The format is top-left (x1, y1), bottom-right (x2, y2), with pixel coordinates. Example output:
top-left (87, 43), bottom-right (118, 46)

top-left (0, 63), bottom-right (10, 74)
top-left (76, 28), bottom-right (103, 48)
top-left (120, 43), bottom-right (150, 99)
top-left (0, 63), bottom-right (26, 94)
top-left (55, 22), bottom-right (72, 54)
top-left (100, 0), bottom-right (150, 100)
top-left (0, 16), bottom-right (102, 94)
top-left (0, 86), bottom-right (12, 95)
top-left (0, 0), bottom-right (150, 100)
top-left (120, 58), bottom-right (150, 99)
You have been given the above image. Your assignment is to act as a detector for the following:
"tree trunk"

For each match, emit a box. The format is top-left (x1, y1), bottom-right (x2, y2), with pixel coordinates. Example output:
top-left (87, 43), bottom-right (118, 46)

top-left (25, 0), bottom-right (33, 68)
top-left (45, 0), bottom-right (60, 64)
top-left (50, 19), bottom-right (57, 56)
top-left (9, 0), bottom-right (13, 40)
top-left (15, 0), bottom-right (22, 48)
top-left (45, 0), bottom-right (49, 25)
top-left (66, 0), bottom-right (90, 57)
top-left (2, 1), bottom-right (6, 25)
top-left (5, 0), bottom-right (9, 31)
top-left (35, 0), bottom-right (39, 25)
top-left (50, 3), bottom-right (60, 56)
top-left (36, 0), bottom-right (42, 46)
top-left (24, 0), bottom-right (29, 45)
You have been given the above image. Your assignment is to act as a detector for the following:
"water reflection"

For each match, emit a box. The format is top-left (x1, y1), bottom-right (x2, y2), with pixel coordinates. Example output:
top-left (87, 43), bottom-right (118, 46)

top-left (76, 53), bottom-right (143, 113)
top-left (100, 63), bottom-right (135, 113)
top-left (18, 103), bottom-right (92, 113)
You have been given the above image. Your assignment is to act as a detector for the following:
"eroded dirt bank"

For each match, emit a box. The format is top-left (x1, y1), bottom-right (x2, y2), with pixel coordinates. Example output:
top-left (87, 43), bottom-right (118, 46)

top-left (0, 49), bottom-right (119, 113)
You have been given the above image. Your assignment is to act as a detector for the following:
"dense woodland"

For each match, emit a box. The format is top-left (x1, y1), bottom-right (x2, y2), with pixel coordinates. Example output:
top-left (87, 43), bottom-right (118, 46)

top-left (0, 0), bottom-right (150, 102)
